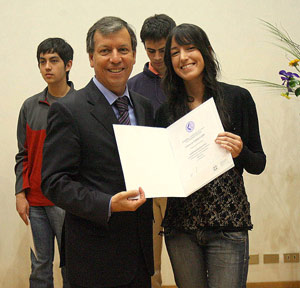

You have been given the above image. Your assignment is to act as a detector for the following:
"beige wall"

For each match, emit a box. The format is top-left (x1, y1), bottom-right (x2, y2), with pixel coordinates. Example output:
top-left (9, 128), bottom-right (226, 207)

top-left (1, 0), bottom-right (299, 287)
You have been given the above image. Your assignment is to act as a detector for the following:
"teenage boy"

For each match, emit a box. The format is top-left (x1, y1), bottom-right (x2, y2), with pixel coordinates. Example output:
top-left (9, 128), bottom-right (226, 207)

top-left (15, 37), bottom-right (74, 288)
top-left (128, 14), bottom-right (176, 288)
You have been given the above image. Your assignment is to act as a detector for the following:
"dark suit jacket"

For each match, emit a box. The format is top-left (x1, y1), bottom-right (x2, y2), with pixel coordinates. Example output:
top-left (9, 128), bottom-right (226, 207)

top-left (41, 79), bottom-right (154, 287)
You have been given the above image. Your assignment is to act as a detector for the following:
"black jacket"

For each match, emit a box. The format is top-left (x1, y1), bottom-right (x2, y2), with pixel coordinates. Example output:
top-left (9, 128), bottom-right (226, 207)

top-left (42, 80), bottom-right (154, 287)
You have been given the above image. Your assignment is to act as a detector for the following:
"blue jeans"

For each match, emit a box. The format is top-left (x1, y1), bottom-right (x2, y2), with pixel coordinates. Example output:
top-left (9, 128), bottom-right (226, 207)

top-left (165, 229), bottom-right (249, 288)
top-left (29, 206), bottom-right (69, 288)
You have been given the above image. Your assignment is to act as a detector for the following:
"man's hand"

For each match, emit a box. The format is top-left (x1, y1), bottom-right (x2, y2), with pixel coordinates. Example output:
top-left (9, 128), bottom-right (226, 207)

top-left (215, 132), bottom-right (243, 158)
top-left (16, 191), bottom-right (29, 225)
top-left (111, 187), bottom-right (146, 212)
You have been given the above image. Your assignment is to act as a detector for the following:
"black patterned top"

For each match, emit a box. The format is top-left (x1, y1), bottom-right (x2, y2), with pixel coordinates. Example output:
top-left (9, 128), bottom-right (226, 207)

top-left (162, 168), bottom-right (252, 233)
top-left (155, 82), bottom-right (266, 233)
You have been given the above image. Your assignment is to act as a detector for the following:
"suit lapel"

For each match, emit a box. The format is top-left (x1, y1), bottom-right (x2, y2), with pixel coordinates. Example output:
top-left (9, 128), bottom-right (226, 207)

top-left (130, 91), bottom-right (146, 126)
top-left (86, 80), bottom-right (119, 136)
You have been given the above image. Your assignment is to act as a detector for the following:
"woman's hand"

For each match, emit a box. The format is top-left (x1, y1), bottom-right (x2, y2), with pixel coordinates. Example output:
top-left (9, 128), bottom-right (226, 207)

top-left (215, 132), bottom-right (243, 158)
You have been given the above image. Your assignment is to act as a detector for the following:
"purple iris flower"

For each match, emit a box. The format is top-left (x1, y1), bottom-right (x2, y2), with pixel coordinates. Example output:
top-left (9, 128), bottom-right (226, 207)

top-left (279, 70), bottom-right (299, 88)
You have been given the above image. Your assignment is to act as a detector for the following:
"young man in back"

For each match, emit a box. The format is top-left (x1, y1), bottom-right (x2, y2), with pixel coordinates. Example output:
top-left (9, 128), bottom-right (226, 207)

top-left (128, 14), bottom-right (176, 288)
top-left (15, 37), bottom-right (74, 288)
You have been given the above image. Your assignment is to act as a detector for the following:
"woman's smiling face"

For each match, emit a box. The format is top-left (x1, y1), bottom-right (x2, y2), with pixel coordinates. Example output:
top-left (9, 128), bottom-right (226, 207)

top-left (170, 37), bottom-right (205, 83)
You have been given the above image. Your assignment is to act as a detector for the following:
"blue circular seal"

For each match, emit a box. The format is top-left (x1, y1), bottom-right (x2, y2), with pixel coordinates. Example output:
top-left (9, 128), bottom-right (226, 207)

top-left (186, 121), bottom-right (195, 132)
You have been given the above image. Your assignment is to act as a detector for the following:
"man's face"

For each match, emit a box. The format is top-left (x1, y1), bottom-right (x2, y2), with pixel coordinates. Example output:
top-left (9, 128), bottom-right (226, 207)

top-left (144, 38), bottom-right (167, 76)
top-left (89, 28), bottom-right (136, 96)
top-left (39, 52), bottom-right (71, 85)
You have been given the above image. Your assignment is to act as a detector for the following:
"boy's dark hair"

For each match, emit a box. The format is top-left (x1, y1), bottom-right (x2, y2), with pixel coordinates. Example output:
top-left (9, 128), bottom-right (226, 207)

top-left (140, 14), bottom-right (176, 44)
top-left (37, 38), bottom-right (73, 81)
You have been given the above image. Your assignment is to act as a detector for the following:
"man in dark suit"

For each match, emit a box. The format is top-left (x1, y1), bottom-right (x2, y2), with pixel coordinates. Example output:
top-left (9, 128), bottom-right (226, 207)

top-left (41, 16), bottom-right (154, 288)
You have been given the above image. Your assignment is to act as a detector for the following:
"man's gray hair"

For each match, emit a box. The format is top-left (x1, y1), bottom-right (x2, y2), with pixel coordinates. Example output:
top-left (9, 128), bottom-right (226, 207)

top-left (86, 16), bottom-right (137, 54)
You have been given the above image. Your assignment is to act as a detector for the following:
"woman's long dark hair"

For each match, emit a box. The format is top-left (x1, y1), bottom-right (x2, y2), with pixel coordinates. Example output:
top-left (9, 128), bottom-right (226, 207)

top-left (163, 24), bottom-right (229, 129)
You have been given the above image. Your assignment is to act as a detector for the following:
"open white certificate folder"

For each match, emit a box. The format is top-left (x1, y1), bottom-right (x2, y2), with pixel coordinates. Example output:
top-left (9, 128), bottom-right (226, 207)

top-left (113, 98), bottom-right (234, 198)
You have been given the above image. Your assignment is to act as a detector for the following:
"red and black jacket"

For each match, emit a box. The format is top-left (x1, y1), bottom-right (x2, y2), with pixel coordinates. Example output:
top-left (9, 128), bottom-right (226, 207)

top-left (15, 83), bottom-right (74, 206)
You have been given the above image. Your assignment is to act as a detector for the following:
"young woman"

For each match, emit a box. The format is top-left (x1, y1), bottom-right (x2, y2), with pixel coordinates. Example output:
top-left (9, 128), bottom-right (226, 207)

top-left (155, 24), bottom-right (266, 288)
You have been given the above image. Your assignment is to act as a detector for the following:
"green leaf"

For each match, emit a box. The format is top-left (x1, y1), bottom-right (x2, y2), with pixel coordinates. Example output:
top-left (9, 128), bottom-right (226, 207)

top-left (295, 87), bottom-right (300, 96)
top-left (289, 79), bottom-right (297, 88)
top-left (259, 19), bottom-right (300, 59)
top-left (243, 79), bottom-right (284, 89)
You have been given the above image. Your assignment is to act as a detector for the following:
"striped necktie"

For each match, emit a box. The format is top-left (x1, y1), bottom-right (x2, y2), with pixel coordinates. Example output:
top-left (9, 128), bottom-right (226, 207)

top-left (114, 96), bottom-right (131, 125)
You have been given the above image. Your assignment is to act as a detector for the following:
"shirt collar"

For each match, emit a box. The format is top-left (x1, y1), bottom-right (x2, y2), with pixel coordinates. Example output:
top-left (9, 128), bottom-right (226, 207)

top-left (148, 62), bottom-right (161, 77)
top-left (92, 76), bottom-right (133, 107)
